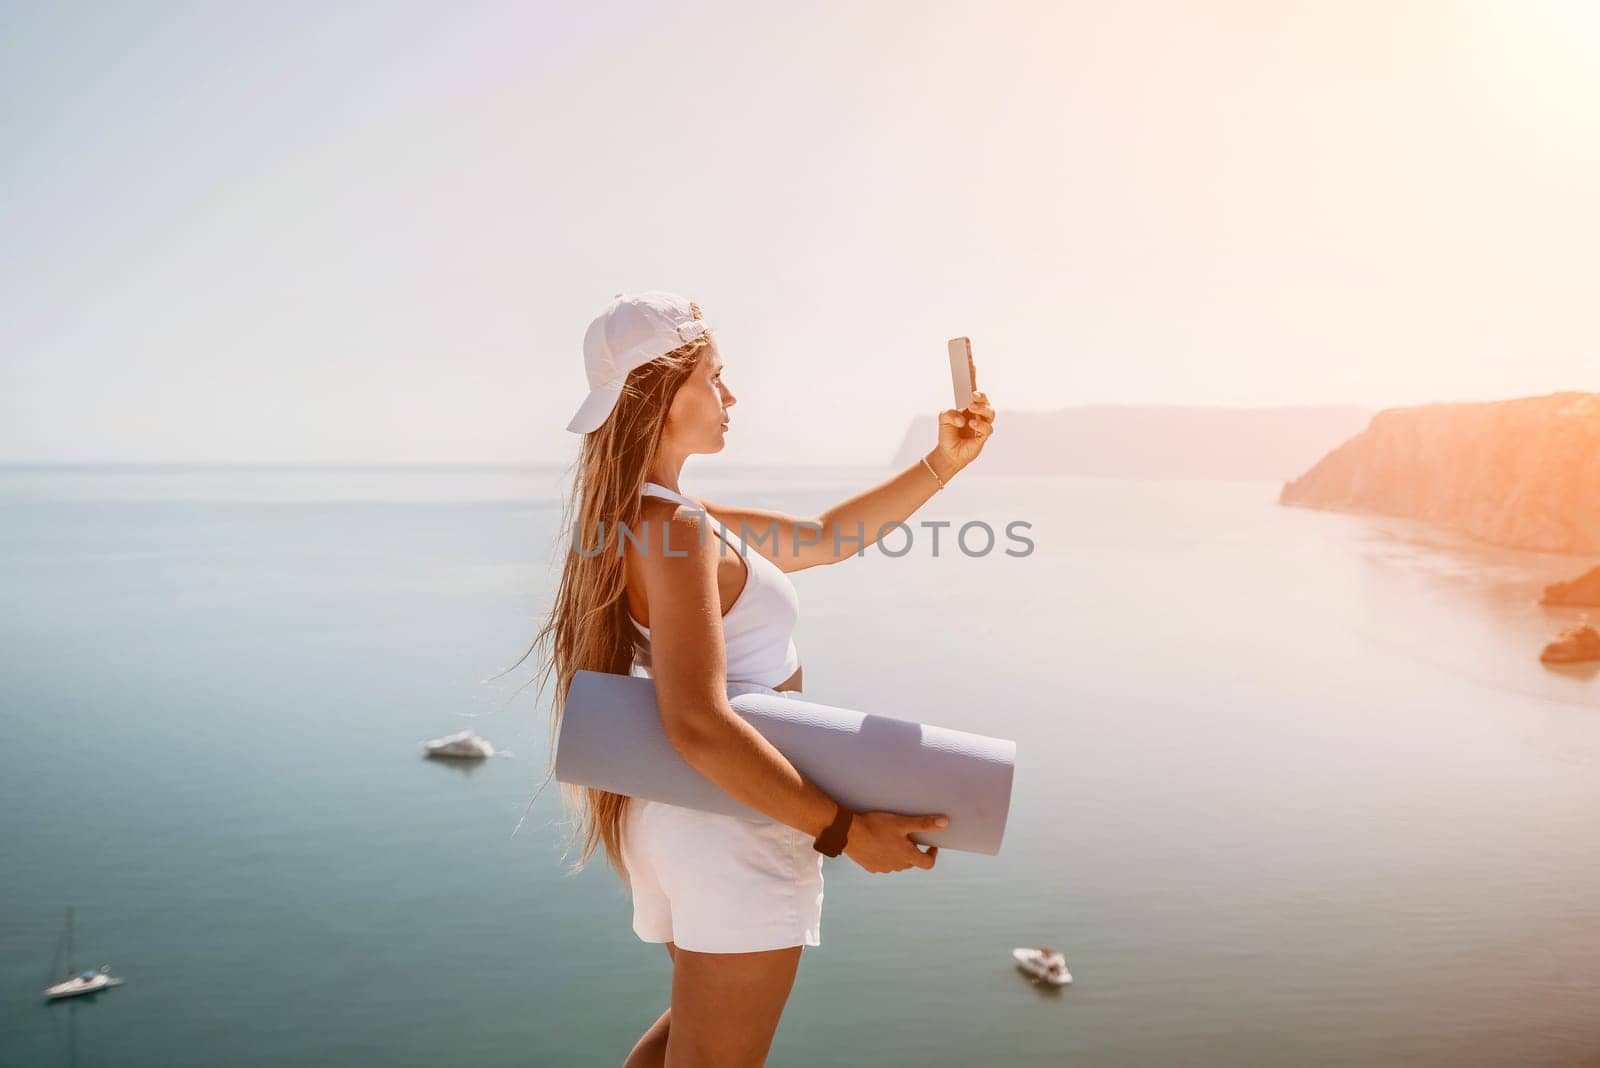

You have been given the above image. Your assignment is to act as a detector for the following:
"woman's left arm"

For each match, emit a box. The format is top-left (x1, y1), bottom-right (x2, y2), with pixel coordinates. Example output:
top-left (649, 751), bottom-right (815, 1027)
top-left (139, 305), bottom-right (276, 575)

top-left (700, 391), bottom-right (996, 572)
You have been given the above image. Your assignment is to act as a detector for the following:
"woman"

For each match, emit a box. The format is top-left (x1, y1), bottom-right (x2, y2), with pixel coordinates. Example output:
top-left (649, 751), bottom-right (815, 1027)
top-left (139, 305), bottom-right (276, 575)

top-left (529, 291), bottom-right (995, 1067)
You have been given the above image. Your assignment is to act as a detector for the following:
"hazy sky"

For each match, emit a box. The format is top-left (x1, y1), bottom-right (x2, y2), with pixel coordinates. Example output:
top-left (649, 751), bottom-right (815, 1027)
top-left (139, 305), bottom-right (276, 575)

top-left (3, 1), bottom-right (1596, 464)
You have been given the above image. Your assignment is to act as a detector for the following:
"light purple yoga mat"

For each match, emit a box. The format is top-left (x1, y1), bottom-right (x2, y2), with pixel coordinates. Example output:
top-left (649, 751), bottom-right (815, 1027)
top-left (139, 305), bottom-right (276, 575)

top-left (553, 670), bottom-right (1016, 855)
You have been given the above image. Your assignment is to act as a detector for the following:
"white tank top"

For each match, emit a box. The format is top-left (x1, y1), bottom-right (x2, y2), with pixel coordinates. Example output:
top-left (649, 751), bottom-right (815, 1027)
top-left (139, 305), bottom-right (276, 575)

top-left (628, 481), bottom-right (801, 689)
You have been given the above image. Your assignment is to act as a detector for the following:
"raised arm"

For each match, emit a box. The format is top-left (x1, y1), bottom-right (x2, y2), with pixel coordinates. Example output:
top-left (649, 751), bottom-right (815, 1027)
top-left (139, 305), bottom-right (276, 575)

top-left (699, 390), bottom-right (996, 571)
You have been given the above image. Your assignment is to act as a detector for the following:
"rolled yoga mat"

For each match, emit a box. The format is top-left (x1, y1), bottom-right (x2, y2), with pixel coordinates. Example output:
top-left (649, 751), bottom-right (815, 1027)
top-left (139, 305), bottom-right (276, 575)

top-left (554, 670), bottom-right (1016, 856)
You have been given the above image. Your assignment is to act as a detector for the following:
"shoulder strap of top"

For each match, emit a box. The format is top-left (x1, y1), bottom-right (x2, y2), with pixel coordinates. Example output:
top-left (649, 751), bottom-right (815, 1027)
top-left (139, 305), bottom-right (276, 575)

top-left (640, 481), bottom-right (699, 508)
top-left (640, 481), bottom-right (738, 546)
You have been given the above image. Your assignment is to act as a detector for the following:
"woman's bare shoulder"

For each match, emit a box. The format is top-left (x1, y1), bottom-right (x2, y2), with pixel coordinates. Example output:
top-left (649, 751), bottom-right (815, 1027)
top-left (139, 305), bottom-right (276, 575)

top-left (627, 499), bottom-right (718, 569)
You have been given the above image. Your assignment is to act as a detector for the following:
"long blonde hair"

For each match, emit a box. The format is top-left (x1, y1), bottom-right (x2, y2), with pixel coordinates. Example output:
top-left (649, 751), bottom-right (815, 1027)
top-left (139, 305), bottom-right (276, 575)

top-left (511, 303), bottom-right (710, 887)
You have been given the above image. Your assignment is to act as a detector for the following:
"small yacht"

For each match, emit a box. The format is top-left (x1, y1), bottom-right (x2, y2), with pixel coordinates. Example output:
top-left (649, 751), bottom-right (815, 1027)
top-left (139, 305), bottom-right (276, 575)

top-left (1012, 946), bottom-right (1072, 986)
top-left (422, 729), bottom-right (495, 759)
top-left (43, 909), bottom-right (124, 1001)
top-left (45, 966), bottom-right (124, 1000)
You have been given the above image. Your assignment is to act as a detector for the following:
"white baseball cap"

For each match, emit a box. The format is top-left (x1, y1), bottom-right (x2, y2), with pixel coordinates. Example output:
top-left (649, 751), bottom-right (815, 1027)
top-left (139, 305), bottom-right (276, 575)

top-left (566, 290), bottom-right (714, 434)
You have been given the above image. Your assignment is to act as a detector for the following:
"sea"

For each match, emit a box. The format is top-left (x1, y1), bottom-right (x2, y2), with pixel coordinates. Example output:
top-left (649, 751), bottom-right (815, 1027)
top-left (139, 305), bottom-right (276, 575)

top-left (1, 463), bottom-right (1596, 1067)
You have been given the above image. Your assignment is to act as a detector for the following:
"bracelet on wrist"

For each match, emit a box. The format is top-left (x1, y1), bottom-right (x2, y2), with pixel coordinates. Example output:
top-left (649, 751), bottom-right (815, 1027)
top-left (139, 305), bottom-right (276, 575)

top-left (920, 454), bottom-right (948, 490)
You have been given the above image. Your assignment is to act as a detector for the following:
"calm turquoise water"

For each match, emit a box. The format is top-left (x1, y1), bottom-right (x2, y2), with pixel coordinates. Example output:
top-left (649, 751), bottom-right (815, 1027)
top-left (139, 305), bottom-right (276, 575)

top-left (2, 464), bottom-right (1597, 1066)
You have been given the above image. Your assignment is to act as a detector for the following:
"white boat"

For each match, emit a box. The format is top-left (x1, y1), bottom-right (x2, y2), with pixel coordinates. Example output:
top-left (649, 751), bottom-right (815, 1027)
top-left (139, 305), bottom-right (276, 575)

top-left (46, 966), bottom-right (124, 1000)
top-left (43, 908), bottom-right (124, 1001)
top-left (422, 729), bottom-right (495, 759)
top-left (1012, 946), bottom-right (1072, 986)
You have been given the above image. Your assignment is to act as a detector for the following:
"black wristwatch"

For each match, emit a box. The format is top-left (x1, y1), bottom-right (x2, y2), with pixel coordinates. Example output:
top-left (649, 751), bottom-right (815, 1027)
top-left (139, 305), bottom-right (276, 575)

top-left (813, 802), bottom-right (854, 857)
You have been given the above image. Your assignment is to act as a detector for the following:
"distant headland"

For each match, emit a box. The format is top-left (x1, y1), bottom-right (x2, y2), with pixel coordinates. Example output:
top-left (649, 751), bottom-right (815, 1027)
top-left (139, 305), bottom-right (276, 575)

top-left (1278, 392), bottom-right (1600, 556)
top-left (1542, 565), bottom-right (1600, 607)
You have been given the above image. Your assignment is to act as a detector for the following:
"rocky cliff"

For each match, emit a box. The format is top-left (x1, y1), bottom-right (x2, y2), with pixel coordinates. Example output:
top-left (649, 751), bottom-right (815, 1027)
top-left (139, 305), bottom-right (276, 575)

top-left (1278, 392), bottom-right (1600, 555)
top-left (1542, 565), bottom-right (1600, 607)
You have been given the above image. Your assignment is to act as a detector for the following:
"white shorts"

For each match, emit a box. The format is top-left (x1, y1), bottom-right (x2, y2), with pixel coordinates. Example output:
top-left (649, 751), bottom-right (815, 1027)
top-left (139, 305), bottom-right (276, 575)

top-left (618, 682), bottom-right (825, 954)
top-left (621, 799), bottom-right (825, 953)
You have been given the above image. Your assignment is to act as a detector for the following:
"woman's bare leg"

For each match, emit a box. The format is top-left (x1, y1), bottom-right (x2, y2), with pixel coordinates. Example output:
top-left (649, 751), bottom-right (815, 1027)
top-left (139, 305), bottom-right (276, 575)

top-left (621, 943), bottom-right (678, 1068)
top-left (665, 943), bottom-right (804, 1067)
top-left (623, 1008), bottom-right (671, 1068)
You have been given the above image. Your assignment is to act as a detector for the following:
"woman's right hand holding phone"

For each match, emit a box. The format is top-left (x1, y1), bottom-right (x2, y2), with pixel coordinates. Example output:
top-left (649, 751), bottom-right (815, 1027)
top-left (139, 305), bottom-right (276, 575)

top-left (842, 810), bottom-right (946, 873)
top-left (934, 389), bottom-right (995, 472)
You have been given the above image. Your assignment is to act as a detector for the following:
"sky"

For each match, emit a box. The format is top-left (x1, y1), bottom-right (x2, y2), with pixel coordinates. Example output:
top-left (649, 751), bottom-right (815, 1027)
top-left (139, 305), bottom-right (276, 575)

top-left (2, 0), bottom-right (1596, 465)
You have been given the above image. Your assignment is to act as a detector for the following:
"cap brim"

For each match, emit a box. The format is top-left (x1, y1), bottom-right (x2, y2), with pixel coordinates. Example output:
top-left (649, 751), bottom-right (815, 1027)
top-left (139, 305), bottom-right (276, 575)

top-left (566, 379), bottom-right (626, 434)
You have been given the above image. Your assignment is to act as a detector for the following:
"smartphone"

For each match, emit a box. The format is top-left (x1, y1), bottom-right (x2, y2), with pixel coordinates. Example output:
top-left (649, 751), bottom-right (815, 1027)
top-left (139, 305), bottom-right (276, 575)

top-left (948, 337), bottom-right (976, 437)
